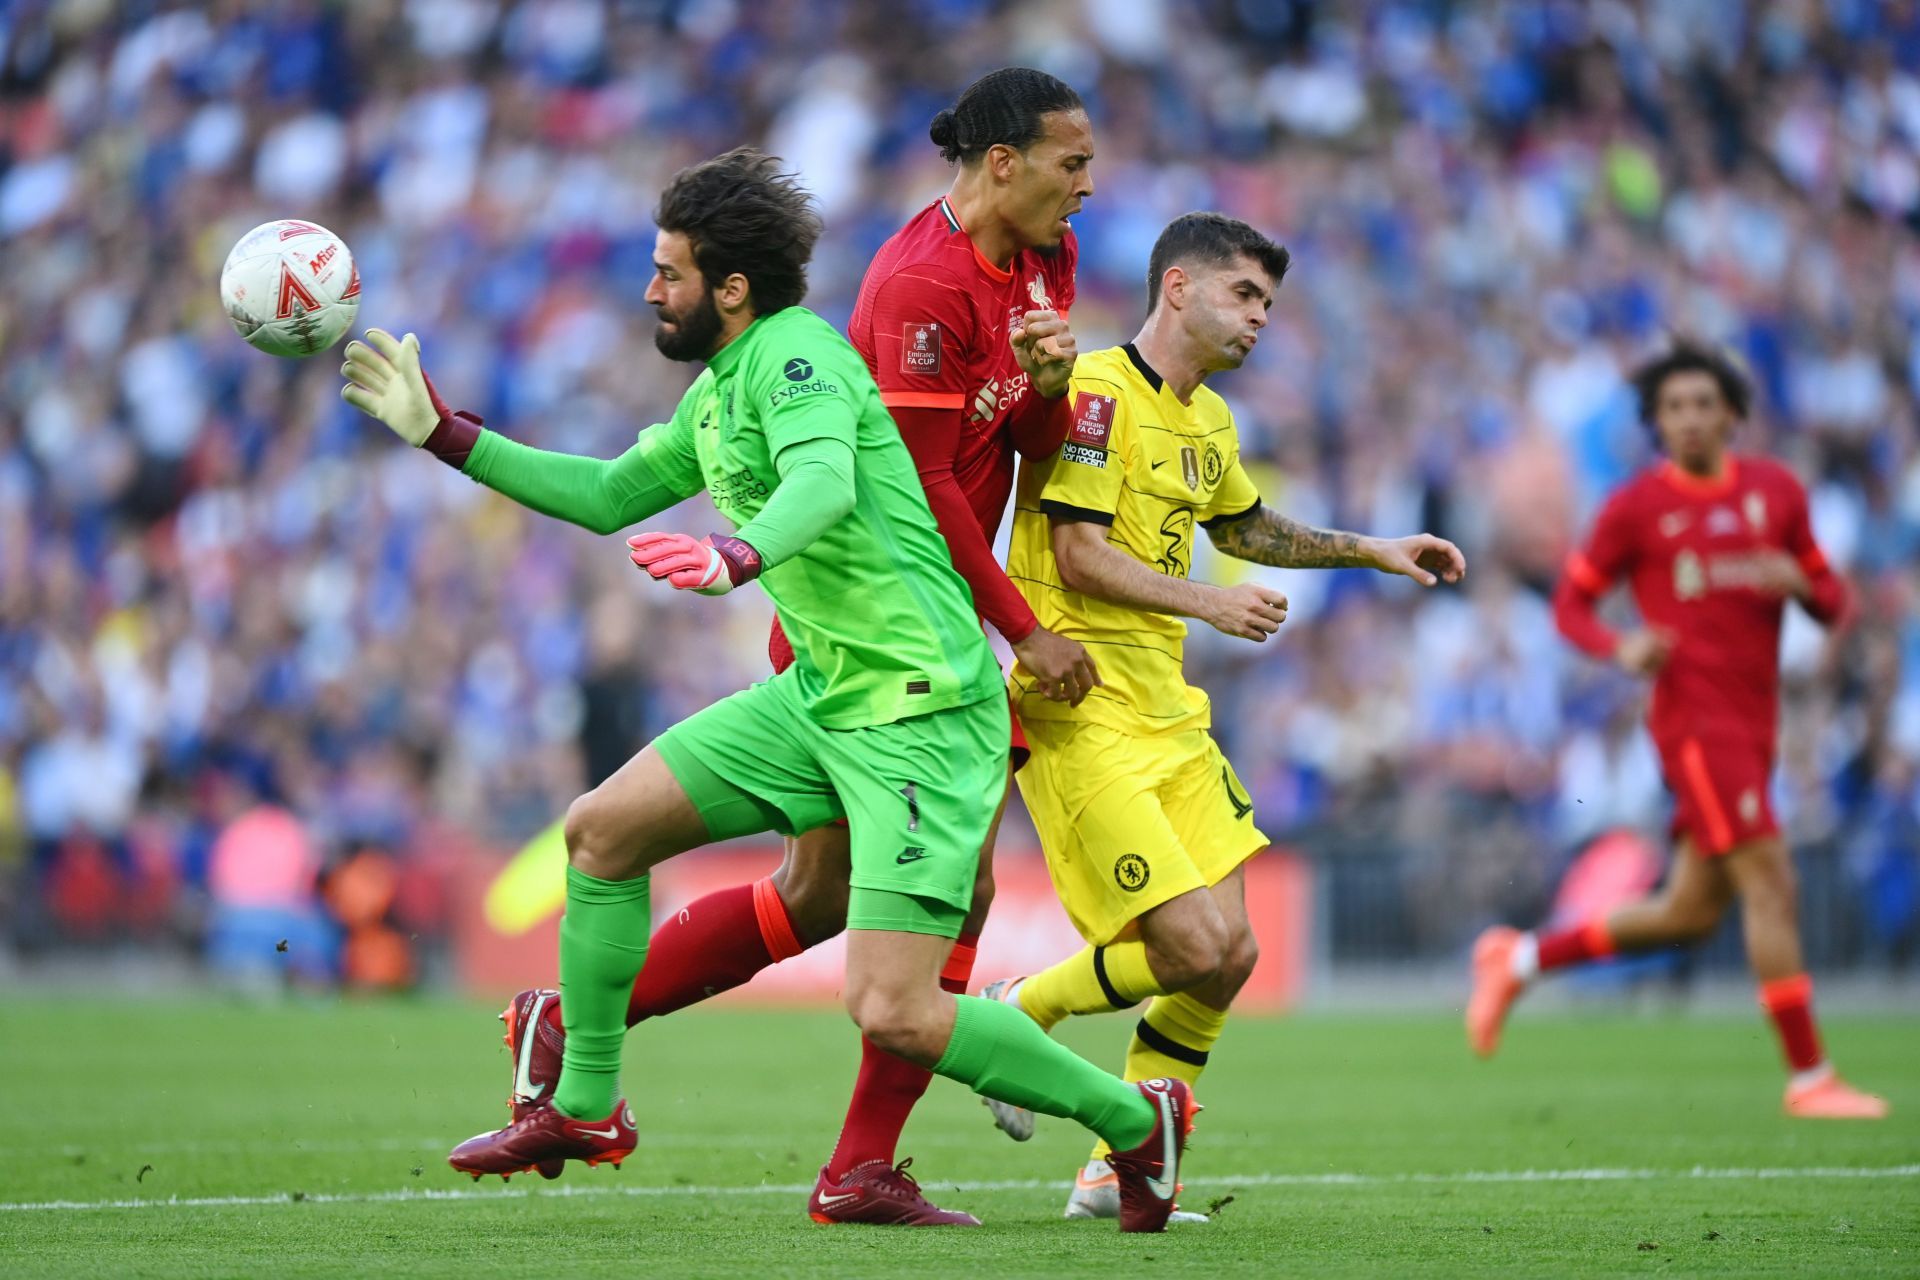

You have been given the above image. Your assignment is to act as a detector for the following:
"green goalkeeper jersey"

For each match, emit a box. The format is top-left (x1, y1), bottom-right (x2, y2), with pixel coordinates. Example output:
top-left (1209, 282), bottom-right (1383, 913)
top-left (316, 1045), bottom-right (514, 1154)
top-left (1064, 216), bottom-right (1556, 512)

top-left (461, 305), bottom-right (1000, 730)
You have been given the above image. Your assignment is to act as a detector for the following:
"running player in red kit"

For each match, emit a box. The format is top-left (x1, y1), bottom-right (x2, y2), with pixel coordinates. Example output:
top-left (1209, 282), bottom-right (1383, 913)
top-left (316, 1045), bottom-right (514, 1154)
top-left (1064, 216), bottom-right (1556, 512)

top-left (1466, 342), bottom-right (1888, 1119)
top-left (495, 69), bottom-right (1117, 1224)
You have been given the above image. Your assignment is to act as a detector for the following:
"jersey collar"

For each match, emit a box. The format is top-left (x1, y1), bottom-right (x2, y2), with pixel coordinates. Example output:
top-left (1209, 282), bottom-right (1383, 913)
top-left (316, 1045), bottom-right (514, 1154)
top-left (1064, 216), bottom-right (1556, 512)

top-left (705, 315), bottom-right (762, 377)
top-left (937, 197), bottom-right (1013, 283)
top-left (1658, 456), bottom-right (1738, 498)
top-left (1122, 342), bottom-right (1165, 394)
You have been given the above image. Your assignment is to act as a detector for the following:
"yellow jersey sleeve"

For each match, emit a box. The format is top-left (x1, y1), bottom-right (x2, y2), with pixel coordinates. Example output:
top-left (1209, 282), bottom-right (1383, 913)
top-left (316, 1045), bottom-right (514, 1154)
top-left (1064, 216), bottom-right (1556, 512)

top-left (1035, 380), bottom-right (1129, 523)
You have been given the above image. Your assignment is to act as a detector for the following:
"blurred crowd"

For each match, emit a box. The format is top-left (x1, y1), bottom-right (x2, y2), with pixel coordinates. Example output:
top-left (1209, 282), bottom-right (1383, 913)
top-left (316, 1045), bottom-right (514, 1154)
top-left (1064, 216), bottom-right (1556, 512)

top-left (1, 0), bottom-right (1916, 981)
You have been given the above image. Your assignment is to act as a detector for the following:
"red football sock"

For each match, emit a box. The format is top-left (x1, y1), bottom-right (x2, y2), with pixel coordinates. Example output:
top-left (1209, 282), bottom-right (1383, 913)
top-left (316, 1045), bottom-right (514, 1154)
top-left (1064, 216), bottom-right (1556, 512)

top-left (620, 877), bottom-right (805, 1026)
top-left (1758, 973), bottom-right (1824, 1073)
top-left (1535, 919), bottom-right (1614, 972)
top-left (824, 932), bottom-right (979, 1181)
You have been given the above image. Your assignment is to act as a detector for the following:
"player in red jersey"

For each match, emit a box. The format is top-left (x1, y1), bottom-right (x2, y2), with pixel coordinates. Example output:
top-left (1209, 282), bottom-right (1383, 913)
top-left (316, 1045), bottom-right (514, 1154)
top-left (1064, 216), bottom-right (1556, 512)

top-left (1466, 342), bottom-right (1888, 1119)
top-left (497, 69), bottom-right (1110, 1223)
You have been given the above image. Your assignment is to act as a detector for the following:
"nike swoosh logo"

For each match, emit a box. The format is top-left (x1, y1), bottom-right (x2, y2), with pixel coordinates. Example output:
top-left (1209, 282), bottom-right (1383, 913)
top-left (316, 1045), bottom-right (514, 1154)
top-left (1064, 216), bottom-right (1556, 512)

top-left (512, 992), bottom-right (551, 1102)
top-left (1151, 460), bottom-right (1166, 469)
top-left (815, 1190), bottom-right (860, 1207)
top-left (1145, 1085), bottom-right (1178, 1201)
top-left (574, 1123), bottom-right (623, 1141)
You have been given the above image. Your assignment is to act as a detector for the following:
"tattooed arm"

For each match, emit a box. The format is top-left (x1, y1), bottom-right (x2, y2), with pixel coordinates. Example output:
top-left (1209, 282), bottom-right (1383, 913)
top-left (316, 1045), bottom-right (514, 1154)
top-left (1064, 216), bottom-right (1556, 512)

top-left (1205, 506), bottom-right (1467, 585)
top-left (1052, 518), bottom-right (1292, 642)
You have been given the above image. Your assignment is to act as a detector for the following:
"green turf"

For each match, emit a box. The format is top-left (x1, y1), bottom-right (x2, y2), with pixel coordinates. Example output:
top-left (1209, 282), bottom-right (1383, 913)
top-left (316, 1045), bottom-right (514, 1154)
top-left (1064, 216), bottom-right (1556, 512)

top-left (0, 998), bottom-right (1913, 1277)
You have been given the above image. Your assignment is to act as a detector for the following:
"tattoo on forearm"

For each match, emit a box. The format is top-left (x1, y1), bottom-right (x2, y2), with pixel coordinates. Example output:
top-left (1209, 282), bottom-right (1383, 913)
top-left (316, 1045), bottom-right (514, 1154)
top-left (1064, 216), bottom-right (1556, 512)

top-left (1208, 507), bottom-right (1367, 568)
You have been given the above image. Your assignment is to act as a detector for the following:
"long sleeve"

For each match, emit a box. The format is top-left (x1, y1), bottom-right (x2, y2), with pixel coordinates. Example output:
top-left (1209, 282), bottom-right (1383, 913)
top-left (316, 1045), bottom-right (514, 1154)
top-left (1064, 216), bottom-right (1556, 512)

top-left (731, 434), bottom-right (856, 568)
top-left (1781, 481), bottom-right (1850, 627)
top-left (1553, 490), bottom-right (1637, 660)
top-left (1008, 387), bottom-right (1073, 461)
top-left (462, 423), bottom-right (703, 535)
top-left (1552, 559), bottom-right (1621, 659)
top-left (891, 402), bottom-right (1039, 644)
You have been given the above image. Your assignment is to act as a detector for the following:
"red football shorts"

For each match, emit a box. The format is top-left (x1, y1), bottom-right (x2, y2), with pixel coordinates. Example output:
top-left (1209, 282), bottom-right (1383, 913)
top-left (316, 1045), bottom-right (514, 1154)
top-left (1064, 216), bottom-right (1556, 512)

top-left (767, 618), bottom-right (1028, 773)
top-left (1657, 734), bottom-right (1778, 856)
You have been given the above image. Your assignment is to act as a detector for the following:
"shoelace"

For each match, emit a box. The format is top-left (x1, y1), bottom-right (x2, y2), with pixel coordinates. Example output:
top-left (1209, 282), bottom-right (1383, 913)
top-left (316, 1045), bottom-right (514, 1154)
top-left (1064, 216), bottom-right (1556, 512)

top-left (873, 1157), bottom-right (922, 1200)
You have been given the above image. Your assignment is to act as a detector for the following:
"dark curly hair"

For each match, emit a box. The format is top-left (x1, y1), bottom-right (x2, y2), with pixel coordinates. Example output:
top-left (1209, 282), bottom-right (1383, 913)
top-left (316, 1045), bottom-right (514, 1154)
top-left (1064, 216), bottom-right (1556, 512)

top-left (1146, 212), bottom-right (1291, 311)
top-left (929, 67), bottom-right (1084, 164)
top-left (653, 148), bottom-right (822, 315)
top-left (1630, 339), bottom-right (1752, 432)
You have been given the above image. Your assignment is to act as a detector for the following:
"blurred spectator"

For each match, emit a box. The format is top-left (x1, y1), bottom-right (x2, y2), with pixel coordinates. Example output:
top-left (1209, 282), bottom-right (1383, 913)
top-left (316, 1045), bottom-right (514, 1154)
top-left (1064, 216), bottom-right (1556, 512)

top-left (0, 0), bottom-right (1914, 972)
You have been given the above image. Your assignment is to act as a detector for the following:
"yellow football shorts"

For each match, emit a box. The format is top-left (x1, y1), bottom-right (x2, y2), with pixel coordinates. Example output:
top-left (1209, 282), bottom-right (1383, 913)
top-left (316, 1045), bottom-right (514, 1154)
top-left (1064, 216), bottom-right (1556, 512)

top-left (1015, 719), bottom-right (1268, 944)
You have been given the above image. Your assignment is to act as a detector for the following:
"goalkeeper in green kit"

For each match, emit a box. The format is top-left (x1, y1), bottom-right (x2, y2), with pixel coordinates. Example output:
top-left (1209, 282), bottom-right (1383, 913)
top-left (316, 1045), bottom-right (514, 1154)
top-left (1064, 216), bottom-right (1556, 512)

top-left (340, 149), bottom-right (1194, 1232)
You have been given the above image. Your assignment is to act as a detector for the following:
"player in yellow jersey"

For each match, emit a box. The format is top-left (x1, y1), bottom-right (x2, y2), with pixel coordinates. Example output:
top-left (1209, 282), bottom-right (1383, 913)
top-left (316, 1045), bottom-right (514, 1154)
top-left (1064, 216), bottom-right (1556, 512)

top-left (980, 213), bottom-right (1466, 1219)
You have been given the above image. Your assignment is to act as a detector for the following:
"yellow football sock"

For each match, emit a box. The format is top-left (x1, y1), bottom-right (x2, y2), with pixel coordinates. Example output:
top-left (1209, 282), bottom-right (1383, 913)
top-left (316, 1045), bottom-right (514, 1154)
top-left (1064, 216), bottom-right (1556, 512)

top-left (1014, 941), bottom-right (1160, 1032)
top-left (1090, 992), bottom-right (1229, 1161)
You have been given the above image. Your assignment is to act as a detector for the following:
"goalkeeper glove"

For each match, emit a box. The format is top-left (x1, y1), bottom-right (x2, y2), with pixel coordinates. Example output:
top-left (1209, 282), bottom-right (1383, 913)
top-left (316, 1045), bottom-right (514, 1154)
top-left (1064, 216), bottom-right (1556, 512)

top-left (340, 328), bottom-right (482, 467)
top-left (627, 532), bottom-right (763, 597)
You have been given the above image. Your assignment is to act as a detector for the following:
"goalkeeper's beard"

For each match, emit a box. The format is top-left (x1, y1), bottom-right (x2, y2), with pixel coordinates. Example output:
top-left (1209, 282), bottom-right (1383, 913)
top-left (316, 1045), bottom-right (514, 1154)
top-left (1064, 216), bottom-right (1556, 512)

top-left (653, 288), bottom-right (725, 363)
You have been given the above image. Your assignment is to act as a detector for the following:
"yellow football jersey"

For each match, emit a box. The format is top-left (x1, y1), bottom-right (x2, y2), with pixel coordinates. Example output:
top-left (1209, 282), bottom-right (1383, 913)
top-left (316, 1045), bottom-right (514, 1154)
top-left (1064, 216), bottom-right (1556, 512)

top-left (1008, 344), bottom-right (1261, 737)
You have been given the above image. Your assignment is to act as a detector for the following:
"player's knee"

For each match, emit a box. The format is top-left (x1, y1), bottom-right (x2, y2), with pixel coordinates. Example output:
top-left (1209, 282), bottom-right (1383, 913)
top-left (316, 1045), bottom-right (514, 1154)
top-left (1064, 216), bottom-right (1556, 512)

top-left (1667, 896), bottom-right (1725, 942)
top-left (846, 988), bottom-right (940, 1064)
top-left (1742, 864), bottom-right (1798, 927)
top-left (563, 789), bottom-right (637, 878)
top-left (1147, 915), bottom-right (1231, 992)
top-left (1221, 929), bottom-right (1260, 995)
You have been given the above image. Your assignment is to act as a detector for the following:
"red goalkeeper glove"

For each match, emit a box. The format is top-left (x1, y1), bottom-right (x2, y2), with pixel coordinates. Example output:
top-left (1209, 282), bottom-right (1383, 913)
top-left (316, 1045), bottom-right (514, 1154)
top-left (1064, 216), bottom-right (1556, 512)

top-left (627, 532), bottom-right (763, 597)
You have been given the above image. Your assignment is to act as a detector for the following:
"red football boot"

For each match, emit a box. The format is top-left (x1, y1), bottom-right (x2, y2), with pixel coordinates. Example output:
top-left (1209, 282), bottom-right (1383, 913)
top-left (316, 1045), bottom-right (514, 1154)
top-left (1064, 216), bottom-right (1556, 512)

top-left (807, 1158), bottom-right (982, 1226)
top-left (499, 988), bottom-right (567, 1179)
top-left (447, 1097), bottom-right (636, 1181)
top-left (1105, 1078), bottom-right (1198, 1233)
top-left (502, 989), bottom-right (566, 1118)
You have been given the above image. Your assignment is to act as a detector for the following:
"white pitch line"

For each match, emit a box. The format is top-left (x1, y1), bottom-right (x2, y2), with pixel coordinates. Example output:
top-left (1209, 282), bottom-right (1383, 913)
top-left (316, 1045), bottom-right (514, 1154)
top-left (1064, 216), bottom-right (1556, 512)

top-left (18, 1139), bottom-right (450, 1159)
top-left (2, 1164), bottom-right (1915, 1215)
top-left (4, 1134), bottom-right (820, 1159)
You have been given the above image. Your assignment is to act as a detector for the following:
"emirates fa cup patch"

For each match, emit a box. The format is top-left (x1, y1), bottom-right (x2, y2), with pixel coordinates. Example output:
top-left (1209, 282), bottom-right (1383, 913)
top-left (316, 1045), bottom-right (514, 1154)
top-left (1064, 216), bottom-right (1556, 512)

top-left (1070, 392), bottom-right (1115, 447)
top-left (903, 322), bottom-right (941, 375)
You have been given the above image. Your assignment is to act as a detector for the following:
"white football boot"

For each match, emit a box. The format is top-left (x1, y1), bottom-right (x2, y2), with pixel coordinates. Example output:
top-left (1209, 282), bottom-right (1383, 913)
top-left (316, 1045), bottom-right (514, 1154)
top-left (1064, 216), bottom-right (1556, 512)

top-left (1065, 1158), bottom-right (1209, 1223)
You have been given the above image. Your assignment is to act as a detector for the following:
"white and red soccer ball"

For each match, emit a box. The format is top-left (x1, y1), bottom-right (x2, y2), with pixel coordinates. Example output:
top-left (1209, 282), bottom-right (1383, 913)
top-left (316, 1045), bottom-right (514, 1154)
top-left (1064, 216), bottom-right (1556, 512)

top-left (219, 219), bottom-right (360, 358)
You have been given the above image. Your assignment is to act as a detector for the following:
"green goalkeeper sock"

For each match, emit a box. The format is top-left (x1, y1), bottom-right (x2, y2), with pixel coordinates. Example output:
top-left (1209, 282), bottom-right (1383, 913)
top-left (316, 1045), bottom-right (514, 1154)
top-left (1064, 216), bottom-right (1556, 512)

top-left (934, 994), bottom-right (1156, 1151)
top-left (553, 866), bottom-right (651, 1120)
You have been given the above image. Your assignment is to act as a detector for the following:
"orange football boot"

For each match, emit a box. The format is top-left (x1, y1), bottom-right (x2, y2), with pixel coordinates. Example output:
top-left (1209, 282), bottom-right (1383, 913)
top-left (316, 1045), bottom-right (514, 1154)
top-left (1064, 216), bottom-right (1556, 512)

top-left (1784, 1072), bottom-right (1890, 1119)
top-left (1466, 926), bottom-right (1526, 1059)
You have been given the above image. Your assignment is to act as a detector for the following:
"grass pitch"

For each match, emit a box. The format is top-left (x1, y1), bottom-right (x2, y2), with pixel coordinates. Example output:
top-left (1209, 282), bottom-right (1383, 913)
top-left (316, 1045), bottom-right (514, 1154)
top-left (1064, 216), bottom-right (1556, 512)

top-left (0, 996), bottom-right (1914, 1277)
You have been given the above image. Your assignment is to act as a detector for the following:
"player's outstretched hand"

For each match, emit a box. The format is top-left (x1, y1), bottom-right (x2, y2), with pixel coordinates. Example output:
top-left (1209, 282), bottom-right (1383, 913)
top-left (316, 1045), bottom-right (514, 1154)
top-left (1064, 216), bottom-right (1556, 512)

top-left (1366, 533), bottom-right (1466, 587)
top-left (627, 531), bottom-right (763, 598)
top-left (1013, 624), bottom-right (1101, 705)
top-left (340, 329), bottom-right (443, 446)
top-left (1615, 628), bottom-right (1675, 676)
top-left (1207, 582), bottom-right (1289, 642)
top-left (1010, 309), bottom-right (1078, 399)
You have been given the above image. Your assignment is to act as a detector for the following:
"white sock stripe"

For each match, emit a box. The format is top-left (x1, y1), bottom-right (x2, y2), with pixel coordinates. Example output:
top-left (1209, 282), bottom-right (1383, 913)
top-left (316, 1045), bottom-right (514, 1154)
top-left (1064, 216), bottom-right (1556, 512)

top-left (2, 1164), bottom-right (1913, 1214)
top-left (1511, 933), bottom-right (1540, 982)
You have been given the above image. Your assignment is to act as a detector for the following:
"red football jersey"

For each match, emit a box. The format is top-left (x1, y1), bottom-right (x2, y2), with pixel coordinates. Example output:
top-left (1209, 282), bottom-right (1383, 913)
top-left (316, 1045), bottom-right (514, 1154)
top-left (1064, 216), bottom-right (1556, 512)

top-left (848, 195), bottom-right (1077, 547)
top-left (1555, 456), bottom-right (1847, 748)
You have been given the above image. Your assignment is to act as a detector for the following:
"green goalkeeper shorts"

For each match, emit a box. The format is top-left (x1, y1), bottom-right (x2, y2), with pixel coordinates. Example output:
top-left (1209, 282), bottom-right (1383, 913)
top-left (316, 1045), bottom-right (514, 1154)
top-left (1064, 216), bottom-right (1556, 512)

top-left (654, 669), bottom-right (1009, 936)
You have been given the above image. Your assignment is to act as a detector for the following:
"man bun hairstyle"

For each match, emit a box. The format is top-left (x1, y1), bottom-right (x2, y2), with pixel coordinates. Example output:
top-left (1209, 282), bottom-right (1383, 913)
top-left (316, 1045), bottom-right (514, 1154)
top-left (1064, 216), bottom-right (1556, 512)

top-left (929, 66), bottom-right (1084, 164)
top-left (1146, 212), bottom-right (1292, 311)
top-left (1630, 338), bottom-right (1753, 430)
top-left (653, 147), bottom-right (822, 315)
